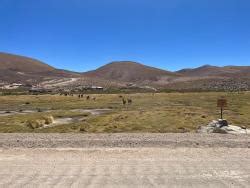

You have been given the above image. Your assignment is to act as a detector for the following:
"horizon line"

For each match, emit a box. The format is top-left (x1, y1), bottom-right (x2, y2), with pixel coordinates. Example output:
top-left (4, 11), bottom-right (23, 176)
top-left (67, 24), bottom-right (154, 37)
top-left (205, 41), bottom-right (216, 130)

top-left (0, 51), bottom-right (249, 73)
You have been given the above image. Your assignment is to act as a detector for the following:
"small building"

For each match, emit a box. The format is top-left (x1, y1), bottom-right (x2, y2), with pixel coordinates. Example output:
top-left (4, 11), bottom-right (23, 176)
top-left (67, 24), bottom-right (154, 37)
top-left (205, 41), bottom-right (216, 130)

top-left (90, 86), bottom-right (104, 90)
top-left (82, 86), bottom-right (104, 91)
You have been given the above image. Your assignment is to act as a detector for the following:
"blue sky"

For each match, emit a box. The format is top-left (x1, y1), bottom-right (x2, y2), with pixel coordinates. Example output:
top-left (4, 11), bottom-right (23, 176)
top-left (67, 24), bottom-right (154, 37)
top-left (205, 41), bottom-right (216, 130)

top-left (0, 0), bottom-right (250, 72)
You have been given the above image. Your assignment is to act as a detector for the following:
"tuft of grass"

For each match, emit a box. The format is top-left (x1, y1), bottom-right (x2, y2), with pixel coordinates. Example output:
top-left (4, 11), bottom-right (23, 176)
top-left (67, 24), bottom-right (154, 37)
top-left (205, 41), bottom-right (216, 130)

top-left (43, 115), bottom-right (54, 124)
top-left (26, 119), bottom-right (46, 129)
top-left (25, 115), bottom-right (54, 129)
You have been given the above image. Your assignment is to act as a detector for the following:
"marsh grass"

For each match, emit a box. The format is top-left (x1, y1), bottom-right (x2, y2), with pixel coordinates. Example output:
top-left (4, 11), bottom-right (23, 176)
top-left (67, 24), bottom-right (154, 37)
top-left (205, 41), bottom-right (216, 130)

top-left (0, 92), bottom-right (249, 133)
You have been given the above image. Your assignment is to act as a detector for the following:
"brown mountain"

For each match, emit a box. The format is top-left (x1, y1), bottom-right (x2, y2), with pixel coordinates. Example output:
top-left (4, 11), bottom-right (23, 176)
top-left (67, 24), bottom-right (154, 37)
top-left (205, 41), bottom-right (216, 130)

top-left (0, 52), bottom-right (55, 72)
top-left (177, 65), bottom-right (250, 78)
top-left (83, 61), bottom-right (178, 83)
top-left (1, 52), bottom-right (249, 91)
top-left (83, 62), bottom-right (250, 90)
top-left (0, 52), bottom-right (79, 84)
top-left (173, 65), bottom-right (250, 91)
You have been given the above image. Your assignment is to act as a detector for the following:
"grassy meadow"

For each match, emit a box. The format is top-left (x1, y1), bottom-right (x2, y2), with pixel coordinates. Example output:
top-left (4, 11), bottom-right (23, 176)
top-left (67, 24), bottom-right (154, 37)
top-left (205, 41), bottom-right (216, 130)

top-left (0, 92), bottom-right (249, 133)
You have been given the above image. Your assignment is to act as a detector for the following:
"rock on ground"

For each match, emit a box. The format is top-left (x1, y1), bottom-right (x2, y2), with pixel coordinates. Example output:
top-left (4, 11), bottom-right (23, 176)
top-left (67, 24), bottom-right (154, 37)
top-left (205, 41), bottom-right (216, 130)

top-left (198, 119), bottom-right (250, 134)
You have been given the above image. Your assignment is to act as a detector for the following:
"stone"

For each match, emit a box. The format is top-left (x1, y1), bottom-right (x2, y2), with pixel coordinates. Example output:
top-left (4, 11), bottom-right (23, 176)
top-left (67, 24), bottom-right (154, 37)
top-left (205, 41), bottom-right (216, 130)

top-left (212, 127), bottom-right (227, 134)
top-left (218, 119), bottom-right (228, 128)
top-left (197, 120), bottom-right (249, 134)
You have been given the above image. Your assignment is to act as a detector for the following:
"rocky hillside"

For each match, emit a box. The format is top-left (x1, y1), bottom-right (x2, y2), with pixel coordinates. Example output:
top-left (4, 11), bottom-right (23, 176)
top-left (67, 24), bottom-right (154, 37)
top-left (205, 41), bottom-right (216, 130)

top-left (83, 61), bottom-right (179, 83)
top-left (171, 65), bottom-right (250, 91)
top-left (0, 52), bottom-right (79, 84)
top-left (0, 52), bottom-right (55, 72)
top-left (177, 65), bottom-right (250, 78)
top-left (0, 52), bottom-right (249, 91)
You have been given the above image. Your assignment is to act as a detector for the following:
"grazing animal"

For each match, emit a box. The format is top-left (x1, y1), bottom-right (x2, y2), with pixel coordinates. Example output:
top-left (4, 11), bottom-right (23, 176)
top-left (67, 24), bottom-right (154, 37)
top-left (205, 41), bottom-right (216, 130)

top-left (86, 96), bottom-right (90, 100)
top-left (81, 94), bottom-right (84, 98)
top-left (119, 95), bottom-right (123, 98)
top-left (78, 94), bottom-right (81, 98)
top-left (122, 98), bottom-right (127, 105)
top-left (127, 99), bottom-right (132, 105)
top-left (92, 97), bottom-right (96, 101)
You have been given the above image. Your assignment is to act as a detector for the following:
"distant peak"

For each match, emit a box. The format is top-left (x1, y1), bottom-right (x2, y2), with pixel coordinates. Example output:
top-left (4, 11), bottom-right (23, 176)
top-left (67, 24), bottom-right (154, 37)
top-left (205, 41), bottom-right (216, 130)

top-left (199, 64), bottom-right (213, 68)
top-left (108, 61), bottom-right (142, 65)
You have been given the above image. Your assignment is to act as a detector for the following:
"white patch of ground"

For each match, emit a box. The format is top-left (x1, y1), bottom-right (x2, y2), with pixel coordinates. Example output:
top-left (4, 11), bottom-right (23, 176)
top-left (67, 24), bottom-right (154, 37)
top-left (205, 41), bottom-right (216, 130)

top-left (70, 108), bottom-right (112, 115)
top-left (0, 108), bottom-right (111, 117)
top-left (198, 120), bottom-right (249, 134)
top-left (41, 77), bottom-right (79, 88)
top-left (0, 110), bottom-right (37, 117)
top-left (16, 72), bottom-right (25, 75)
top-left (41, 109), bottom-right (112, 128)
top-left (42, 118), bottom-right (74, 128)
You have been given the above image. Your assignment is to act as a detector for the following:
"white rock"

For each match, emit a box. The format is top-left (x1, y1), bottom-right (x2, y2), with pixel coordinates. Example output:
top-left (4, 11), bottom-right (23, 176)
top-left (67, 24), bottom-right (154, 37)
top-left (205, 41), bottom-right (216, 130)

top-left (198, 120), bottom-right (249, 134)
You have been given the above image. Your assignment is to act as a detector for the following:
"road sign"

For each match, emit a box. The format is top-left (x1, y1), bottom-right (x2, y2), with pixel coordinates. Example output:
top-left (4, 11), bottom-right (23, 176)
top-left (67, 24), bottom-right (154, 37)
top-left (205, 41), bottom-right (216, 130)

top-left (217, 98), bottom-right (227, 108)
top-left (217, 98), bottom-right (227, 119)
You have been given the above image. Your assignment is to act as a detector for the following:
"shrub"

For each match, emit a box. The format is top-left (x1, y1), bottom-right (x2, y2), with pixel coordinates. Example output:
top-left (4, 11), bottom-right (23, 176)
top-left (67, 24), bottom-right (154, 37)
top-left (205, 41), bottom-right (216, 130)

top-left (43, 115), bottom-right (54, 124)
top-left (26, 115), bottom-right (54, 129)
top-left (26, 119), bottom-right (46, 129)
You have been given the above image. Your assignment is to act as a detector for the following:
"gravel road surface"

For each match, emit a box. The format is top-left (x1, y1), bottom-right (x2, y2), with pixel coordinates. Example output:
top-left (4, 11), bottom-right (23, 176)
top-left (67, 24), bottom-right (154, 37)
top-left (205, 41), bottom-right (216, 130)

top-left (0, 133), bottom-right (249, 148)
top-left (0, 134), bottom-right (249, 187)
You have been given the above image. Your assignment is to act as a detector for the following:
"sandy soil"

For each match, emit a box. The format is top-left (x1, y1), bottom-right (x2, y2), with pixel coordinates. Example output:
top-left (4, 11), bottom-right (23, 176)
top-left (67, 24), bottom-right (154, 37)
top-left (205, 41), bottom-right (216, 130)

top-left (0, 134), bottom-right (249, 187)
top-left (0, 147), bottom-right (249, 188)
top-left (0, 133), bottom-right (249, 148)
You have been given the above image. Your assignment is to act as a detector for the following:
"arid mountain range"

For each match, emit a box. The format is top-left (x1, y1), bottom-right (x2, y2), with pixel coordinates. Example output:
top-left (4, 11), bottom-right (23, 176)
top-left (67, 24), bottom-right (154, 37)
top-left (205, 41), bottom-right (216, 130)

top-left (0, 52), bottom-right (250, 91)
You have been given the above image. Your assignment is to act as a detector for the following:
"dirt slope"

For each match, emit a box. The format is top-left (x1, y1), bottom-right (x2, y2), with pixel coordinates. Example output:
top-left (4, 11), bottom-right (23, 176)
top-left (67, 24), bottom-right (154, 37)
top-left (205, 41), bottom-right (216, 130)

top-left (0, 52), bottom-right (79, 84)
top-left (177, 65), bottom-right (250, 78)
top-left (84, 61), bottom-right (178, 83)
top-left (0, 52), bottom-right (54, 73)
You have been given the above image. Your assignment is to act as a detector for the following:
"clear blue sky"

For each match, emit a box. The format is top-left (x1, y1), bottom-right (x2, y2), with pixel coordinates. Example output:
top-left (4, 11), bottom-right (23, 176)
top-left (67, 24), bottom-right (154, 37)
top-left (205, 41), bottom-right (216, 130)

top-left (1, 0), bottom-right (250, 72)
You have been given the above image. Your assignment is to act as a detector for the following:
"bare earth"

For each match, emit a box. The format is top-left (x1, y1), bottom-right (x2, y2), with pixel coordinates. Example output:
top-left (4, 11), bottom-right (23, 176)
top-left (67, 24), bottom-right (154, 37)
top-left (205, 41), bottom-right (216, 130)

top-left (0, 134), bottom-right (249, 188)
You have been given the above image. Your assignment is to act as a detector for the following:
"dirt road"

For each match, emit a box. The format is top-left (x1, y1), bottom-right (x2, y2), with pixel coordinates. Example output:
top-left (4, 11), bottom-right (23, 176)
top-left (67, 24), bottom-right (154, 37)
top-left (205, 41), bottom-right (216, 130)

top-left (0, 134), bottom-right (249, 187)
top-left (0, 133), bottom-right (249, 148)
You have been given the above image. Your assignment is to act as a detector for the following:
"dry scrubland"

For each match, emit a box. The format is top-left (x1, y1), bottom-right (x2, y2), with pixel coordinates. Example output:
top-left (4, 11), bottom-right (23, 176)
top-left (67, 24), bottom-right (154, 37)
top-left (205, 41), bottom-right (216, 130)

top-left (0, 92), bottom-right (249, 133)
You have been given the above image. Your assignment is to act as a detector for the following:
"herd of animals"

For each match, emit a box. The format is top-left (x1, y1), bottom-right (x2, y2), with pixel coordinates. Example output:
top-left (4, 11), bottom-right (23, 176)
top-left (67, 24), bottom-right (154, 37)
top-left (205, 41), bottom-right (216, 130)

top-left (59, 93), bottom-right (132, 105)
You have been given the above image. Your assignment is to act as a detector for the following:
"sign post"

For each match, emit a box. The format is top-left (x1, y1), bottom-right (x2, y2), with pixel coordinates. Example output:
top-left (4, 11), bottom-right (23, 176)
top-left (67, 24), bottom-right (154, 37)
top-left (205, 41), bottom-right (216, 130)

top-left (217, 97), bottom-right (227, 119)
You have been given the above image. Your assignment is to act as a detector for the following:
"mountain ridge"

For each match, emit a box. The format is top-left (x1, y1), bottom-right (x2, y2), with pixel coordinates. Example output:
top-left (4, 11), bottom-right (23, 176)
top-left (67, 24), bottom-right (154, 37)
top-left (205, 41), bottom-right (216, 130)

top-left (0, 52), bottom-right (80, 84)
top-left (83, 61), bottom-right (179, 83)
top-left (0, 52), bottom-right (250, 90)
